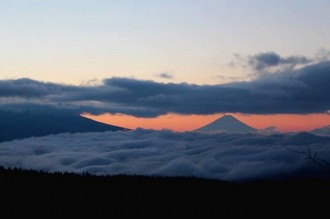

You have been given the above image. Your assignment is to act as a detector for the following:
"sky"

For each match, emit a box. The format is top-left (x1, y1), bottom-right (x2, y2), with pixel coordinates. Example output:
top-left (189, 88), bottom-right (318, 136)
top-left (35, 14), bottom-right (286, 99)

top-left (1, 0), bottom-right (330, 131)
top-left (83, 113), bottom-right (330, 132)
top-left (1, 129), bottom-right (329, 181)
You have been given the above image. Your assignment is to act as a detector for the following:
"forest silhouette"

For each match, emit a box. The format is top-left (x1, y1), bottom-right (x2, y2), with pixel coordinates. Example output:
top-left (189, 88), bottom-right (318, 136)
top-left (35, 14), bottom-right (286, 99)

top-left (1, 166), bottom-right (329, 217)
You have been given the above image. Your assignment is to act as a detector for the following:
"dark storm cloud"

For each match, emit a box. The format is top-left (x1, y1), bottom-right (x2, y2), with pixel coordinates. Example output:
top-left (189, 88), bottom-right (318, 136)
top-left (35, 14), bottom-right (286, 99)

top-left (0, 78), bottom-right (59, 98)
top-left (1, 60), bottom-right (330, 116)
top-left (156, 72), bottom-right (173, 79)
top-left (1, 129), bottom-right (329, 181)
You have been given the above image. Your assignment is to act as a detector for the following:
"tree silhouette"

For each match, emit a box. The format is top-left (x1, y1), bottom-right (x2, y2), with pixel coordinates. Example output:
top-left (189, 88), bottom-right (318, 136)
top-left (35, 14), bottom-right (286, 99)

top-left (288, 145), bottom-right (330, 176)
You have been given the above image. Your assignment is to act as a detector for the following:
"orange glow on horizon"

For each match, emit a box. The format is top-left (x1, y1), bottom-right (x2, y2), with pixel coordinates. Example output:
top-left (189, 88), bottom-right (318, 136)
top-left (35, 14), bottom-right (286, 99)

top-left (82, 113), bottom-right (330, 132)
top-left (235, 114), bottom-right (330, 132)
top-left (83, 113), bottom-right (224, 132)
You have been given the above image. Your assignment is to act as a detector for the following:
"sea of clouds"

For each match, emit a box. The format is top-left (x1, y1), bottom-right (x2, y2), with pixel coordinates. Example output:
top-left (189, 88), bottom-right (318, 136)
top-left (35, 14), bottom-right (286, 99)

top-left (0, 129), bottom-right (329, 182)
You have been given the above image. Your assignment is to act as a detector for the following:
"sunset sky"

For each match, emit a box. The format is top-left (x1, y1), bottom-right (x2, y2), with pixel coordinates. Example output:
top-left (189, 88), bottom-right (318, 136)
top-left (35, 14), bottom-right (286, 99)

top-left (83, 113), bottom-right (330, 132)
top-left (1, 0), bottom-right (330, 132)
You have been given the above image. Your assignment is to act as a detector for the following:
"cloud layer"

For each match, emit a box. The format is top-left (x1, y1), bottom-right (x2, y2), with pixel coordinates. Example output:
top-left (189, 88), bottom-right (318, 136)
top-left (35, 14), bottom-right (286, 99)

top-left (1, 54), bottom-right (330, 117)
top-left (0, 130), bottom-right (329, 182)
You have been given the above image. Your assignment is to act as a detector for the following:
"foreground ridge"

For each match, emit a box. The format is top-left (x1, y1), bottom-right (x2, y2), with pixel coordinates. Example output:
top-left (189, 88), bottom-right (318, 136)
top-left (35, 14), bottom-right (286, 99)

top-left (0, 166), bottom-right (329, 217)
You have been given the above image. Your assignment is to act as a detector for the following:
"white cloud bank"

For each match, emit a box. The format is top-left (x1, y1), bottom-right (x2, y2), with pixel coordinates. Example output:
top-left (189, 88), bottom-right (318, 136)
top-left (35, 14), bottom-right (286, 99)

top-left (0, 129), bottom-right (329, 182)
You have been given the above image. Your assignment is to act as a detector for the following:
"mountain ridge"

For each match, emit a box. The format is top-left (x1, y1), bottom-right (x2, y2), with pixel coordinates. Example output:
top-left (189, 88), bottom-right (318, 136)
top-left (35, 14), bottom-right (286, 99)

top-left (310, 125), bottom-right (330, 136)
top-left (0, 111), bottom-right (127, 142)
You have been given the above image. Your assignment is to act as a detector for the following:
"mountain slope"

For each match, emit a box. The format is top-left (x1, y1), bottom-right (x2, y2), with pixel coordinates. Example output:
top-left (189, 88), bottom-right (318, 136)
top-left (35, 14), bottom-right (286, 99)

top-left (0, 111), bottom-right (127, 142)
top-left (195, 115), bottom-right (256, 133)
top-left (310, 125), bottom-right (330, 136)
top-left (283, 132), bottom-right (330, 145)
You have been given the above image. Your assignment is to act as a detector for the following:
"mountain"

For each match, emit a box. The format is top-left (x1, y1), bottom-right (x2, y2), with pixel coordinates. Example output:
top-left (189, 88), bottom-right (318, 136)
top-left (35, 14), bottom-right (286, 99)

top-left (282, 132), bottom-right (330, 145)
top-left (0, 111), bottom-right (127, 142)
top-left (310, 125), bottom-right (330, 136)
top-left (195, 115), bottom-right (256, 133)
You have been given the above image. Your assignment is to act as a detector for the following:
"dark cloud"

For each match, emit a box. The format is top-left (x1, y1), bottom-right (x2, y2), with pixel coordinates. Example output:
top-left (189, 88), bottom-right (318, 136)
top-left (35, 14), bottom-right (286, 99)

top-left (0, 129), bottom-right (329, 181)
top-left (248, 52), bottom-right (312, 73)
top-left (0, 78), bottom-right (59, 98)
top-left (1, 60), bottom-right (330, 117)
top-left (156, 72), bottom-right (173, 79)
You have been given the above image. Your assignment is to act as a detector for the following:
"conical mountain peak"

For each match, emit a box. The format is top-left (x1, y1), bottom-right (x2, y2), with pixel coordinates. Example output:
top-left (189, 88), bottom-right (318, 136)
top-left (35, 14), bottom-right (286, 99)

top-left (195, 115), bottom-right (256, 133)
top-left (218, 114), bottom-right (240, 121)
top-left (221, 114), bottom-right (234, 119)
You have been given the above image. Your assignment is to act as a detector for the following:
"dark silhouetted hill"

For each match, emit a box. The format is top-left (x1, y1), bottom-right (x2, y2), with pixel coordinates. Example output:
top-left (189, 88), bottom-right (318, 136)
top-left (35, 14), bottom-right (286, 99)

top-left (283, 132), bottom-right (330, 145)
top-left (311, 125), bottom-right (330, 136)
top-left (0, 166), bottom-right (329, 217)
top-left (0, 111), bottom-right (127, 142)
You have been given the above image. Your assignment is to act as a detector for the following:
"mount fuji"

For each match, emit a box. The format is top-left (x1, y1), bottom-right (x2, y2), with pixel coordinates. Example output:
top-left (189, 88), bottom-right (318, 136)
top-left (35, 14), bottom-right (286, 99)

top-left (195, 115), bottom-right (256, 133)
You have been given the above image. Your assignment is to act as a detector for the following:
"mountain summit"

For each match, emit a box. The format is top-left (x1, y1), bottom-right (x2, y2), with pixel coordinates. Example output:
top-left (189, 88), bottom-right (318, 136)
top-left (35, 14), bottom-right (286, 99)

top-left (195, 115), bottom-right (256, 133)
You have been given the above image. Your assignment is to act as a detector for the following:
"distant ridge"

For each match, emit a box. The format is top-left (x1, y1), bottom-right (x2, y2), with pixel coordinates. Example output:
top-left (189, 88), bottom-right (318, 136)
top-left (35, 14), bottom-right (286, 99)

top-left (0, 111), bottom-right (127, 142)
top-left (310, 125), bottom-right (330, 136)
top-left (195, 115), bottom-right (256, 133)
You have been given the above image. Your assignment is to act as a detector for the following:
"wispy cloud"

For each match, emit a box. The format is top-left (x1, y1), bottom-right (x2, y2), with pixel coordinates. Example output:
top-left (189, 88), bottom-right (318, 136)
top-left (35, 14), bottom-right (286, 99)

top-left (0, 130), bottom-right (329, 181)
top-left (155, 72), bottom-right (173, 79)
